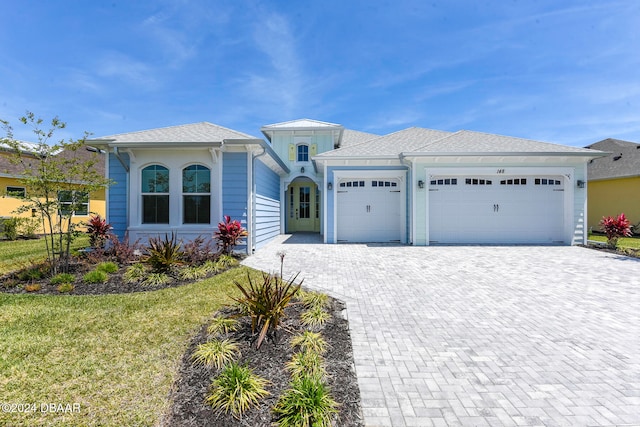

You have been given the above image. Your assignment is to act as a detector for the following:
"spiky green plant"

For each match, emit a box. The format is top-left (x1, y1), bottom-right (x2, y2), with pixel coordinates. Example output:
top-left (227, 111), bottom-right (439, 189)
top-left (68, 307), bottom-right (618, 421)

top-left (192, 339), bottom-right (240, 369)
top-left (56, 282), bottom-right (74, 293)
top-left (290, 331), bottom-right (328, 355)
top-left (205, 362), bottom-right (270, 419)
top-left (273, 374), bottom-right (338, 427)
top-left (96, 261), bottom-right (118, 274)
top-left (178, 265), bottom-right (209, 280)
top-left (145, 232), bottom-right (184, 273)
top-left (142, 272), bottom-right (170, 287)
top-left (286, 351), bottom-right (326, 381)
top-left (203, 259), bottom-right (221, 274)
top-left (299, 290), bottom-right (330, 310)
top-left (50, 272), bottom-right (75, 285)
top-left (233, 271), bottom-right (302, 349)
top-left (83, 269), bottom-right (108, 284)
top-left (216, 254), bottom-right (239, 269)
top-left (123, 263), bottom-right (147, 284)
top-left (301, 306), bottom-right (331, 329)
top-left (207, 316), bottom-right (239, 336)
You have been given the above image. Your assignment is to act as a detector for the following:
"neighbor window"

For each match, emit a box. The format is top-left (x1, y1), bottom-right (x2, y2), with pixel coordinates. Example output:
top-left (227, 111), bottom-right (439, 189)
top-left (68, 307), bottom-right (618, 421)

top-left (142, 165), bottom-right (169, 224)
top-left (58, 190), bottom-right (89, 216)
top-left (182, 164), bottom-right (211, 224)
top-left (297, 144), bottom-right (309, 162)
top-left (6, 186), bottom-right (26, 197)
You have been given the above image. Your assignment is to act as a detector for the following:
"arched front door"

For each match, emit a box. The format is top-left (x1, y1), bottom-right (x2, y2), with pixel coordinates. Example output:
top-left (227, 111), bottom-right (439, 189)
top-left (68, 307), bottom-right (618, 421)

top-left (287, 180), bottom-right (320, 233)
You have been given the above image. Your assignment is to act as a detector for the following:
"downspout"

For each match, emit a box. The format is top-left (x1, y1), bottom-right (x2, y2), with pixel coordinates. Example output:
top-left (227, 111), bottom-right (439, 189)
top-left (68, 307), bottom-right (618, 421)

top-left (251, 147), bottom-right (267, 253)
top-left (400, 154), bottom-right (414, 245)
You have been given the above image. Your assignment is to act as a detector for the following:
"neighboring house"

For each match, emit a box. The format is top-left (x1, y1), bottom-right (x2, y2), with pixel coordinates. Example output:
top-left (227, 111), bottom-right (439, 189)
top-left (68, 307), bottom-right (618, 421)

top-left (89, 119), bottom-right (603, 253)
top-left (585, 138), bottom-right (640, 232)
top-left (0, 141), bottom-right (106, 233)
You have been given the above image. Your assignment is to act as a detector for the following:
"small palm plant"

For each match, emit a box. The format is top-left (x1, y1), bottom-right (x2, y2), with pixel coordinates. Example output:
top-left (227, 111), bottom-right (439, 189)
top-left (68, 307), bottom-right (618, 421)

top-left (192, 339), bottom-right (240, 369)
top-left (145, 232), bottom-right (184, 273)
top-left (205, 362), bottom-right (270, 419)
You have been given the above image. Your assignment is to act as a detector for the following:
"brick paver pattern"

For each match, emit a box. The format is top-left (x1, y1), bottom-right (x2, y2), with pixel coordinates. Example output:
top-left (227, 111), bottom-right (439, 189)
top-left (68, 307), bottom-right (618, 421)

top-left (243, 235), bottom-right (640, 427)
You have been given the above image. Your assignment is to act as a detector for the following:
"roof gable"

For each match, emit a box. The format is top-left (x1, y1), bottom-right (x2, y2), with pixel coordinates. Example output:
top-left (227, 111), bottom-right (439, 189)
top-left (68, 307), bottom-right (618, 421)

top-left (586, 138), bottom-right (640, 180)
top-left (261, 118), bottom-right (342, 130)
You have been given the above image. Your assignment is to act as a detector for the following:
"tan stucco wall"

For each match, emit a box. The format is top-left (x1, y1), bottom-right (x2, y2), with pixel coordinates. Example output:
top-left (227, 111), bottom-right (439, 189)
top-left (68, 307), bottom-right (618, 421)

top-left (588, 176), bottom-right (640, 232)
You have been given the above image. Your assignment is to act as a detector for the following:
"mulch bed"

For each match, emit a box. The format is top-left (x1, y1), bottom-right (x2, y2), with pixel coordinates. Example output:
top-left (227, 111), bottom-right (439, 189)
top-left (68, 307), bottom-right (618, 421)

top-left (161, 297), bottom-right (363, 427)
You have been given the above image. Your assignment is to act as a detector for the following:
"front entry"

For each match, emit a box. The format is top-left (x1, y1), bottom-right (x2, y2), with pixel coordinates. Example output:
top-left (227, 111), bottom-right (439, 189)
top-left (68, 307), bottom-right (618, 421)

top-left (287, 181), bottom-right (320, 233)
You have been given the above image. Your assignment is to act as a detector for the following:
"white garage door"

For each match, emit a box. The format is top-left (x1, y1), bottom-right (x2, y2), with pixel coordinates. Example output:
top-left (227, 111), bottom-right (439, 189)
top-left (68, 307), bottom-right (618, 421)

top-left (429, 175), bottom-right (565, 244)
top-left (337, 178), bottom-right (402, 242)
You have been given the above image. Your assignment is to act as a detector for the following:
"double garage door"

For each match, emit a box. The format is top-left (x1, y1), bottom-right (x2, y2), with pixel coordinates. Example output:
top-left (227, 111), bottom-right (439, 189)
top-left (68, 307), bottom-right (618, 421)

top-left (336, 178), bottom-right (402, 242)
top-left (429, 175), bottom-right (566, 244)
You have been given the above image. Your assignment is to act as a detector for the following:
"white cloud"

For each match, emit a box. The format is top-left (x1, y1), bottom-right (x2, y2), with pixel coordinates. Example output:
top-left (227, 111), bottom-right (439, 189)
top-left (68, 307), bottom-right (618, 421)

top-left (96, 52), bottom-right (157, 89)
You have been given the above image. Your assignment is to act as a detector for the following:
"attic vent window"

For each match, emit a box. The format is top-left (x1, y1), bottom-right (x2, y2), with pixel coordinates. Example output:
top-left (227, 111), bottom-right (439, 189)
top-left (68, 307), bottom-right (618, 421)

top-left (613, 153), bottom-right (622, 161)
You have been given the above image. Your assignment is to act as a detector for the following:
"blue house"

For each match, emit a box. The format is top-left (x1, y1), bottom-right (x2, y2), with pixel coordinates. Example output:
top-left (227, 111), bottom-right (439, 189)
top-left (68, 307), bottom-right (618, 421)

top-left (90, 119), bottom-right (603, 252)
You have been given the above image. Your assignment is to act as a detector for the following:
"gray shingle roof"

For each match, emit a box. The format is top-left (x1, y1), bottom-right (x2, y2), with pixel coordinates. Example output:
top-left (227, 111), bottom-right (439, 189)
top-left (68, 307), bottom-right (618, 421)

top-left (585, 138), bottom-right (640, 180)
top-left (340, 129), bottom-right (379, 147)
top-left (94, 122), bottom-right (256, 144)
top-left (317, 127), bottom-right (452, 157)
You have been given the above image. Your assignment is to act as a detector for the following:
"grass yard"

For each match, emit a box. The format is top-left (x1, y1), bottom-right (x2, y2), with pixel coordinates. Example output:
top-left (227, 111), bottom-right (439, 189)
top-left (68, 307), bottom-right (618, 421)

top-left (0, 266), bottom-right (260, 427)
top-left (588, 234), bottom-right (640, 249)
top-left (0, 236), bottom-right (89, 275)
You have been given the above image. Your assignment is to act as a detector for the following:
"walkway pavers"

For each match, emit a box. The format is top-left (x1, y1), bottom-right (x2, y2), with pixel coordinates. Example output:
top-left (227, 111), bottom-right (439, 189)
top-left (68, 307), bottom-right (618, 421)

top-left (243, 235), bottom-right (640, 426)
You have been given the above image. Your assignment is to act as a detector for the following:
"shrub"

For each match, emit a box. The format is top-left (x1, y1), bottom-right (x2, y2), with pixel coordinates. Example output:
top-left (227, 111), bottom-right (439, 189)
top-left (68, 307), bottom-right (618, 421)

top-left (51, 273), bottom-right (75, 285)
top-left (142, 272), bottom-right (170, 287)
top-left (124, 263), bottom-right (147, 284)
top-left (286, 351), bottom-right (326, 381)
top-left (96, 261), bottom-right (118, 274)
top-left (301, 306), bottom-right (331, 329)
top-left (24, 283), bottom-right (42, 292)
top-left (205, 362), bottom-right (270, 419)
top-left (105, 233), bottom-right (142, 264)
top-left (600, 213), bottom-right (632, 249)
top-left (17, 218), bottom-right (38, 239)
top-left (299, 290), bottom-right (330, 310)
top-left (83, 270), bottom-right (108, 284)
top-left (57, 282), bottom-right (74, 293)
top-left (290, 331), bottom-right (328, 355)
top-left (86, 215), bottom-right (112, 248)
top-left (17, 265), bottom-right (46, 281)
top-left (215, 215), bottom-right (248, 254)
top-left (202, 259), bottom-right (221, 274)
top-left (192, 339), bottom-right (240, 369)
top-left (182, 236), bottom-right (216, 265)
top-left (178, 265), bottom-right (209, 281)
top-left (217, 253), bottom-right (239, 269)
top-left (233, 272), bottom-right (302, 349)
top-left (145, 232), bottom-right (184, 273)
top-left (273, 374), bottom-right (338, 427)
top-left (207, 316), bottom-right (239, 336)
top-left (2, 217), bottom-right (20, 240)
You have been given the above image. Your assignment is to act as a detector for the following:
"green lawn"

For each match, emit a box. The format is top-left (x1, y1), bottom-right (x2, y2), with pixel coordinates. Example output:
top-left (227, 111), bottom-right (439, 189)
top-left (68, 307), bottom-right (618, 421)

top-left (0, 266), bottom-right (258, 427)
top-left (588, 234), bottom-right (640, 249)
top-left (0, 236), bottom-right (89, 275)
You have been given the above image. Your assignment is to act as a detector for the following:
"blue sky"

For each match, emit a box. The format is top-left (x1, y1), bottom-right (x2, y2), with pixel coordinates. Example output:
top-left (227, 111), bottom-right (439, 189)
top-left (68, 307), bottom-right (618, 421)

top-left (1, 0), bottom-right (638, 147)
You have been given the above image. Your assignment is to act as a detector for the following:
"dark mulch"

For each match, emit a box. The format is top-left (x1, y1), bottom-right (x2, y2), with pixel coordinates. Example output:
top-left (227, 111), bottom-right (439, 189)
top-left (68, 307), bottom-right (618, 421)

top-left (581, 243), bottom-right (640, 259)
top-left (161, 298), bottom-right (364, 427)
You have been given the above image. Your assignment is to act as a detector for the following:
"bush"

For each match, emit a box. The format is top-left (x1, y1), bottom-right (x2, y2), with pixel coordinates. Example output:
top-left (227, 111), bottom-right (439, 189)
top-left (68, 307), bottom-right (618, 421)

top-left (124, 263), bottom-right (147, 284)
top-left (205, 362), bottom-right (270, 419)
top-left (105, 233), bottom-right (142, 264)
top-left (207, 316), bottom-right (239, 336)
top-left (57, 282), bottom-right (74, 293)
top-left (233, 272), bottom-right (302, 349)
top-left (142, 272), bottom-right (170, 287)
top-left (600, 213), bottom-right (632, 249)
top-left (182, 236), bottom-right (216, 265)
top-left (24, 283), bottom-right (42, 292)
top-left (3, 217), bottom-right (20, 240)
top-left (290, 331), bottom-right (328, 355)
top-left (86, 215), bottom-right (112, 248)
top-left (301, 306), bottom-right (331, 329)
top-left (299, 290), bottom-right (330, 310)
top-left (96, 261), bottom-right (118, 274)
top-left (145, 232), bottom-right (183, 273)
top-left (51, 273), bottom-right (75, 285)
top-left (83, 270), bottom-right (108, 284)
top-left (286, 351), bottom-right (326, 381)
top-left (272, 374), bottom-right (338, 427)
top-left (178, 265), bottom-right (209, 281)
top-left (17, 265), bottom-right (46, 281)
top-left (215, 215), bottom-right (248, 254)
top-left (192, 339), bottom-right (240, 369)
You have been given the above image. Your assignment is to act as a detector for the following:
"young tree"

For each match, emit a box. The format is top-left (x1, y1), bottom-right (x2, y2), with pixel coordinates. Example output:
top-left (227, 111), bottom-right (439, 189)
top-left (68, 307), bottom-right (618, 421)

top-left (0, 112), bottom-right (112, 274)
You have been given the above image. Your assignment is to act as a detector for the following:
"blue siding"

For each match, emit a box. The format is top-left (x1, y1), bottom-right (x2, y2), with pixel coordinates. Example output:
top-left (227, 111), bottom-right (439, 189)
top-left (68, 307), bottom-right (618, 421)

top-left (107, 152), bottom-right (129, 239)
top-left (222, 152), bottom-right (248, 251)
top-left (255, 160), bottom-right (281, 249)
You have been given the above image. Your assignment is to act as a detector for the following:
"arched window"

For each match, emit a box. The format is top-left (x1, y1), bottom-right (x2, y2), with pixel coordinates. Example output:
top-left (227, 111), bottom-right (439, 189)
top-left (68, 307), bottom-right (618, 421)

top-left (183, 164), bottom-right (211, 224)
top-left (141, 165), bottom-right (169, 224)
top-left (297, 144), bottom-right (309, 162)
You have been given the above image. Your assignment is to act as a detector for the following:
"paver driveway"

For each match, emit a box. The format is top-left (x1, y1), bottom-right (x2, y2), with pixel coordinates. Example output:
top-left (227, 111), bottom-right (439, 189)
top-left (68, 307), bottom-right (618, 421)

top-left (243, 235), bottom-right (640, 426)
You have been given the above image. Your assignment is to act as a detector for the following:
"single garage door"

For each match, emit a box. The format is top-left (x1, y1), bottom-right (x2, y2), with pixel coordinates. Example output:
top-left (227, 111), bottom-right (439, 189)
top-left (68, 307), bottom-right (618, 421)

top-left (336, 178), bottom-right (402, 242)
top-left (429, 175), bottom-right (565, 244)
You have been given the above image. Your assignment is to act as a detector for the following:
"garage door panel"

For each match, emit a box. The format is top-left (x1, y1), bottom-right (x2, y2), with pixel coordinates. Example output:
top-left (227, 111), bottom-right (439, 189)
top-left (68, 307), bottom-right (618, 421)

top-left (429, 175), bottom-right (565, 244)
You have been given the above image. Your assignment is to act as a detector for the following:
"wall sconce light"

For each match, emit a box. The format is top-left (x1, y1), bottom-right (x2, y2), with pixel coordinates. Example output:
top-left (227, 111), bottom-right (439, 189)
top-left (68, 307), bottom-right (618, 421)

top-left (327, 182), bottom-right (333, 190)
top-left (418, 180), bottom-right (425, 189)
top-left (300, 166), bottom-right (305, 174)
top-left (577, 180), bottom-right (585, 188)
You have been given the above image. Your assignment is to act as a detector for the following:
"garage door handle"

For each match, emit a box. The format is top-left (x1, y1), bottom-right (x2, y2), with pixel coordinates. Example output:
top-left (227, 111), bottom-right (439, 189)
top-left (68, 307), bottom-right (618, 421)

top-left (493, 204), bottom-right (500, 212)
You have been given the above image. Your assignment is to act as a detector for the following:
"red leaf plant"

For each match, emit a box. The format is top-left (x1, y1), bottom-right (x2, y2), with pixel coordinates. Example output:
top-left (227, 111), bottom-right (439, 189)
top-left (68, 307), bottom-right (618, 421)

top-left (215, 215), bottom-right (248, 254)
top-left (86, 215), bottom-right (113, 248)
top-left (599, 213), bottom-right (632, 249)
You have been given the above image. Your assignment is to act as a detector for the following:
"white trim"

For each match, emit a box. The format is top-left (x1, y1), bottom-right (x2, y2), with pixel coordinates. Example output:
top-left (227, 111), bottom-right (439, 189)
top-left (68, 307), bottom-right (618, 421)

top-left (246, 152), bottom-right (253, 255)
top-left (323, 163), bottom-right (328, 243)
